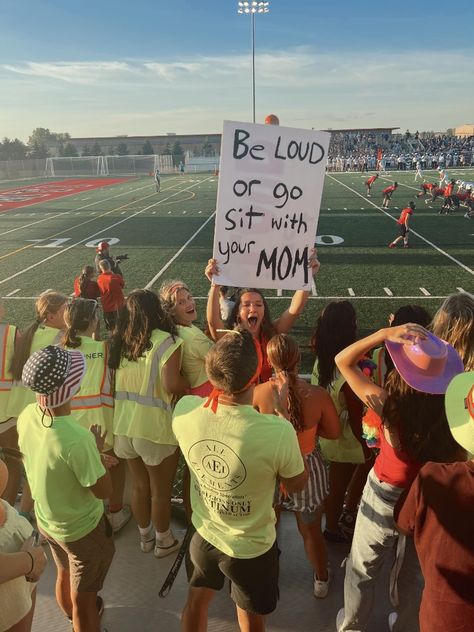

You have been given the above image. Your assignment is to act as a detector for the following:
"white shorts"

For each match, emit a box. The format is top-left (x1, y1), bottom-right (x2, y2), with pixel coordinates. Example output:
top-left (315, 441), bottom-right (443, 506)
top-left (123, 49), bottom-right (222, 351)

top-left (114, 435), bottom-right (178, 467)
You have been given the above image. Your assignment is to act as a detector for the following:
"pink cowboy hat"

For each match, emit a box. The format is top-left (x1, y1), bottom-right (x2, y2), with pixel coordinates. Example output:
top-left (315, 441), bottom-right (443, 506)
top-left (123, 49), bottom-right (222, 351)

top-left (385, 331), bottom-right (463, 394)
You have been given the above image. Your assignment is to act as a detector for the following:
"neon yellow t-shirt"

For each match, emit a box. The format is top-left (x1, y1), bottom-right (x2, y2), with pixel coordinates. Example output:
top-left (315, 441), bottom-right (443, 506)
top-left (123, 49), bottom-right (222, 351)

top-left (172, 396), bottom-right (304, 559)
top-left (176, 324), bottom-right (213, 388)
top-left (17, 404), bottom-right (105, 542)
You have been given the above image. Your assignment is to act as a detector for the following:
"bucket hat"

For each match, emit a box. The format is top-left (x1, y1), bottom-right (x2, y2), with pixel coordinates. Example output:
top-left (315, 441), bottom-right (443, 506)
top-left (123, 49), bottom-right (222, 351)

top-left (445, 371), bottom-right (474, 455)
top-left (22, 345), bottom-right (86, 409)
top-left (385, 331), bottom-right (463, 394)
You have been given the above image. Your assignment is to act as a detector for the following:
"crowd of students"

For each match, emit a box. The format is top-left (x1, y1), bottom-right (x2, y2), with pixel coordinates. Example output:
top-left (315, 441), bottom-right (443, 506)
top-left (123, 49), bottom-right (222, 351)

top-left (0, 259), bottom-right (473, 632)
top-left (327, 132), bottom-right (474, 170)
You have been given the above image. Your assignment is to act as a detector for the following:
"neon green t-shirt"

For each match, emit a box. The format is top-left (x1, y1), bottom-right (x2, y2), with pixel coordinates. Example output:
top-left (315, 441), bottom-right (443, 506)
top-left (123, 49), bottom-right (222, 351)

top-left (176, 324), bottom-right (213, 388)
top-left (17, 404), bottom-right (105, 542)
top-left (172, 396), bottom-right (304, 559)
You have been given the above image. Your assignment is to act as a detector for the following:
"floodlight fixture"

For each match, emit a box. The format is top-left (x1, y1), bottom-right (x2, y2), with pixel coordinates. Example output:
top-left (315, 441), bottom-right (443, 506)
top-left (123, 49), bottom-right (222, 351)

top-left (237, 1), bottom-right (270, 123)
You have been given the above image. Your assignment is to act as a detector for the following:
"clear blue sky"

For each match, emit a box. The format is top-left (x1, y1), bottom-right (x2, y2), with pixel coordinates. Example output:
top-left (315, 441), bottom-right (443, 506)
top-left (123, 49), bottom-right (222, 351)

top-left (1, 0), bottom-right (473, 141)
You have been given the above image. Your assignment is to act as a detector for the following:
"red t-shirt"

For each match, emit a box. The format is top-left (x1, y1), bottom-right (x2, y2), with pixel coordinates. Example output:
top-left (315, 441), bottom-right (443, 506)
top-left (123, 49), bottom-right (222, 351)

top-left (394, 461), bottom-right (474, 632)
top-left (366, 175), bottom-right (377, 186)
top-left (97, 272), bottom-right (125, 312)
top-left (383, 185), bottom-right (396, 194)
top-left (73, 277), bottom-right (100, 299)
top-left (422, 183), bottom-right (435, 191)
top-left (397, 207), bottom-right (413, 225)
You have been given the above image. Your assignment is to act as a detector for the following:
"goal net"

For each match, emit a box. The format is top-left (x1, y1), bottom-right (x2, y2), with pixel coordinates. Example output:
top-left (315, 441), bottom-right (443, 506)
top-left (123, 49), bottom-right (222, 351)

top-left (45, 156), bottom-right (104, 177)
top-left (104, 154), bottom-right (174, 176)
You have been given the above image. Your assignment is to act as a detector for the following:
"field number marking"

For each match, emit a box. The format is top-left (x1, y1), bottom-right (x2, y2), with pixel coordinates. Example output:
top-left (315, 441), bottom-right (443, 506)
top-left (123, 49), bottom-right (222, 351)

top-left (26, 238), bottom-right (71, 248)
top-left (85, 238), bottom-right (120, 248)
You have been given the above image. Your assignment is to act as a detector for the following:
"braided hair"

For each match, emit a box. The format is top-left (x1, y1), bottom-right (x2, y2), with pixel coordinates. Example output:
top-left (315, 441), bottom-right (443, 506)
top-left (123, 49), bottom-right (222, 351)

top-left (266, 334), bottom-right (304, 432)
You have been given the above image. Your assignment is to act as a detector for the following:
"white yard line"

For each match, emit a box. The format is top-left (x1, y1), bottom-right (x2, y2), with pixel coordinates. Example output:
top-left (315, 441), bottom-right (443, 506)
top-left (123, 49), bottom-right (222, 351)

top-left (144, 212), bottom-right (216, 289)
top-left (0, 178), bottom-right (213, 287)
top-left (5, 288), bottom-right (20, 296)
top-left (0, 181), bottom-right (153, 237)
top-left (328, 174), bottom-right (474, 277)
top-left (420, 287), bottom-right (431, 296)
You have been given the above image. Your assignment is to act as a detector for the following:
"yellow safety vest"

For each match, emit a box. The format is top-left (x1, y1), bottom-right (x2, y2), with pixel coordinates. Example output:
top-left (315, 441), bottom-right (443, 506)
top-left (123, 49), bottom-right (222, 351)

top-left (0, 324), bottom-right (16, 423)
top-left (64, 337), bottom-right (114, 447)
top-left (311, 359), bottom-right (364, 464)
top-left (113, 329), bottom-right (183, 445)
top-left (7, 326), bottom-right (63, 418)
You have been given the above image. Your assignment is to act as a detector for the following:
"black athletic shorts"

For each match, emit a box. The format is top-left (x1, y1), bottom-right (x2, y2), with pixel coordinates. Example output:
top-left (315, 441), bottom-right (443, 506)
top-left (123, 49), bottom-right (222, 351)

top-left (186, 531), bottom-right (279, 615)
top-left (398, 224), bottom-right (408, 237)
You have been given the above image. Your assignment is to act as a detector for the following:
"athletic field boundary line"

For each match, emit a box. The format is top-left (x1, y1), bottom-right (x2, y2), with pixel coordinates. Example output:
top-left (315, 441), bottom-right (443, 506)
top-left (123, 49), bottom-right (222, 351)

top-left (0, 174), bottom-right (183, 215)
top-left (327, 174), bottom-right (474, 278)
top-left (144, 212), bottom-right (216, 289)
top-left (0, 177), bottom-right (213, 287)
top-left (0, 188), bottom-right (163, 262)
top-left (0, 177), bottom-right (205, 262)
top-left (0, 178), bottom-right (183, 238)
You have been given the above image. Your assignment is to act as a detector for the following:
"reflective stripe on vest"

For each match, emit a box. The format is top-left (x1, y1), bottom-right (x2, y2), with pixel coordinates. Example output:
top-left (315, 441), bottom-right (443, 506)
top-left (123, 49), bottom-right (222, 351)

top-left (0, 324), bottom-right (15, 392)
top-left (114, 335), bottom-right (176, 410)
top-left (70, 342), bottom-right (114, 410)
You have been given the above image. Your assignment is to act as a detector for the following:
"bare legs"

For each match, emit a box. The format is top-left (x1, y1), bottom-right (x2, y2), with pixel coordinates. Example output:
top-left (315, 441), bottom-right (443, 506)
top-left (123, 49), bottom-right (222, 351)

top-left (181, 587), bottom-right (266, 632)
top-left (296, 508), bottom-right (328, 581)
top-left (126, 449), bottom-right (179, 532)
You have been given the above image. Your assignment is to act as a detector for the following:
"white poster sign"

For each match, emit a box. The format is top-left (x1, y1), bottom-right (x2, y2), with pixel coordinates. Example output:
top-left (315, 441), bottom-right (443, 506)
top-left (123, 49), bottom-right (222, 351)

top-left (212, 120), bottom-right (330, 291)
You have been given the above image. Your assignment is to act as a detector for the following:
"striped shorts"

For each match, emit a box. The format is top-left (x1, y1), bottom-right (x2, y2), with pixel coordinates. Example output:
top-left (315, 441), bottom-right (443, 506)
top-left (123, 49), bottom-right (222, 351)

top-left (277, 448), bottom-right (329, 522)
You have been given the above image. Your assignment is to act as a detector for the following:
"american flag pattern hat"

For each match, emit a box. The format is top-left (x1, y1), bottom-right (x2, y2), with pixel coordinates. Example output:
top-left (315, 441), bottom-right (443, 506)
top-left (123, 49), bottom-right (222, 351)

top-left (22, 345), bottom-right (86, 409)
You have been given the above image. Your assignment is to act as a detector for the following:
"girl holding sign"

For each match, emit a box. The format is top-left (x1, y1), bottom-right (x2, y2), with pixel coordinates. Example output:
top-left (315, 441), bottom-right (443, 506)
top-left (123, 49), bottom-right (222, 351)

top-left (205, 252), bottom-right (319, 383)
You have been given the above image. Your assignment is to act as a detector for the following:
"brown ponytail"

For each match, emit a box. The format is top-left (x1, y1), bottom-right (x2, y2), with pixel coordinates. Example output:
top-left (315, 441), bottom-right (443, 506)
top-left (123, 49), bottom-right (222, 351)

top-left (266, 333), bottom-right (303, 432)
top-left (61, 298), bottom-right (99, 349)
top-left (10, 292), bottom-right (67, 380)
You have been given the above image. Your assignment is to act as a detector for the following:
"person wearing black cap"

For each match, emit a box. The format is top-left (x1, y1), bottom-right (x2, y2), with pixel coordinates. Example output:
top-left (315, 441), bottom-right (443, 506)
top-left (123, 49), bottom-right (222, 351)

top-left (17, 346), bottom-right (115, 632)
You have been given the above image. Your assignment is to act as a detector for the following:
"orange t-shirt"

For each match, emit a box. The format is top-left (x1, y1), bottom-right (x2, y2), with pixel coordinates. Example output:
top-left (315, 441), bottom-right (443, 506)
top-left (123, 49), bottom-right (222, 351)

top-left (397, 207), bottom-right (413, 225)
top-left (366, 175), bottom-right (377, 186)
top-left (97, 272), bottom-right (125, 312)
top-left (444, 183), bottom-right (454, 197)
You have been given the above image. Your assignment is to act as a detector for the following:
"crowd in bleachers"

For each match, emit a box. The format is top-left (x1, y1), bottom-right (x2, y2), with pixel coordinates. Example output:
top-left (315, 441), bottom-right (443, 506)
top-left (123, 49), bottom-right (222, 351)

top-left (327, 132), bottom-right (474, 171)
top-left (1, 255), bottom-right (473, 632)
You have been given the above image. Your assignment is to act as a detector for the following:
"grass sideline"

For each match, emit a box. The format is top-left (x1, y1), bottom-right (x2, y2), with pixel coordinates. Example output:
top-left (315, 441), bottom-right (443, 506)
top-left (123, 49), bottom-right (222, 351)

top-left (1, 170), bottom-right (473, 370)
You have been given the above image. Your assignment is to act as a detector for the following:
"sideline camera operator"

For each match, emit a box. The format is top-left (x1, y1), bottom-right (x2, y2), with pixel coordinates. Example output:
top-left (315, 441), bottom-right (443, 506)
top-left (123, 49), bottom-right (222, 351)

top-left (94, 241), bottom-right (129, 277)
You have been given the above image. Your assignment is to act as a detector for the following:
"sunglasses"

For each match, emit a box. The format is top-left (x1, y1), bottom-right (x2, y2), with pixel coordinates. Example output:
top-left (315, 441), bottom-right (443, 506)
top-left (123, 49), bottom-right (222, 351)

top-left (68, 297), bottom-right (100, 315)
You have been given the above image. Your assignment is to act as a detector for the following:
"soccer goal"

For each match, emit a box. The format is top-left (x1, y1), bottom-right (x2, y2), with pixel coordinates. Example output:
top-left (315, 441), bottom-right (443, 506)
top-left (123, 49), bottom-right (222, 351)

top-left (45, 156), bottom-right (105, 177)
top-left (104, 154), bottom-right (173, 176)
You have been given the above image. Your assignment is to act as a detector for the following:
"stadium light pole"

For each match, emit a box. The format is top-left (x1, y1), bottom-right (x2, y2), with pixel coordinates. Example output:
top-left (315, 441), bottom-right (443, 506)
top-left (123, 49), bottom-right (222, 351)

top-left (237, 1), bottom-right (270, 124)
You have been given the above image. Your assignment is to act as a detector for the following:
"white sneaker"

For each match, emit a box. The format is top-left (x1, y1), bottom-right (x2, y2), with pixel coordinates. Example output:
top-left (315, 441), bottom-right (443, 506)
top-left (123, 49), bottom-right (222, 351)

top-left (336, 608), bottom-right (345, 632)
top-left (313, 570), bottom-right (330, 598)
top-left (140, 528), bottom-right (155, 553)
top-left (106, 506), bottom-right (132, 533)
top-left (388, 612), bottom-right (398, 631)
top-left (154, 532), bottom-right (181, 558)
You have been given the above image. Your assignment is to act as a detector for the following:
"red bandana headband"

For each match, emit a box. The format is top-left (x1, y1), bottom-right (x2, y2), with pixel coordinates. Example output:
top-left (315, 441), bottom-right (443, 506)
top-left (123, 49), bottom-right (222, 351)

top-left (203, 333), bottom-right (264, 413)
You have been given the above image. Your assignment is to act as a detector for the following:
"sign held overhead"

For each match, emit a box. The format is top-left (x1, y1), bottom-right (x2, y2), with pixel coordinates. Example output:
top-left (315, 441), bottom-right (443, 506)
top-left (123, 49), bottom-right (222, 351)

top-left (213, 121), bottom-right (330, 291)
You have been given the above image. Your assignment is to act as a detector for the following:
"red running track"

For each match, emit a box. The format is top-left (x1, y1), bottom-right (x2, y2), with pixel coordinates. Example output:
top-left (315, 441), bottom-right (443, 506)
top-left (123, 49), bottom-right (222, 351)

top-left (0, 178), bottom-right (130, 213)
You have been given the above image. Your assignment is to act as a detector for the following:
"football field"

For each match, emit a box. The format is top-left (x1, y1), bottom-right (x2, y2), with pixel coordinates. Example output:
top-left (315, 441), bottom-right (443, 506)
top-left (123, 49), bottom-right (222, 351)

top-left (1, 169), bottom-right (473, 367)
